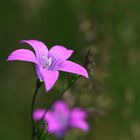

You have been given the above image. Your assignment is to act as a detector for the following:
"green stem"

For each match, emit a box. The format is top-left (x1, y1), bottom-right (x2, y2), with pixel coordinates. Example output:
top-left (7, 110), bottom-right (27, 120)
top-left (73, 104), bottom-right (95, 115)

top-left (62, 75), bottom-right (80, 95)
top-left (31, 79), bottom-right (42, 140)
top-left (39, 75), bottom-right (80, 140)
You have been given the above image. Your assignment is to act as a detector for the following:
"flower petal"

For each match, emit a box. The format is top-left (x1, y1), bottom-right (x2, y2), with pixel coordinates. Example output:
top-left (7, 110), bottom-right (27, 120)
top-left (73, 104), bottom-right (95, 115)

top-left (70, 108), bottom-right (87, 119)
top-left (33, 109), bottom-right (46, 121)
top-left (44, 111), bottom-right (63, 134)
top-left (69, 108), bottom-right (89, 131)
top-left (35, 65), bottom-right (44, 81)
top-left (48, 46), bottom-right (73, 70)
top-left (44, 102), bottom-right (69, 137)
top-left (58, 60), bottom-right (89, 78)
top-left (49, 45), bottom-right (73, 60)
top-left (52, 100), bottom-right (69, 115)
top-left (7, 49), bottom-right (37, 63)
top-left (39, 68), bottom-right (59, 91)
top-left (20, 40), bottom-right (48, 61)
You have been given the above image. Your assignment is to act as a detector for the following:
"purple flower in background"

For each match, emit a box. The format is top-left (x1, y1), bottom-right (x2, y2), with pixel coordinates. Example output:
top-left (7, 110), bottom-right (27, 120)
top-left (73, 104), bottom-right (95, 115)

top-left (33, 100), bottom-right (89, 137)
top-left (7, 40), bottom-right (88, 91)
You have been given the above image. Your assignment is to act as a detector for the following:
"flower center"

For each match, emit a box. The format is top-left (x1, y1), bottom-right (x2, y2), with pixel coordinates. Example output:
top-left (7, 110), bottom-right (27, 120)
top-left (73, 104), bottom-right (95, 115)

top-left (55, 111), bottom-right (69, 128)
top-left (42, 56), bottom-right (52, 68)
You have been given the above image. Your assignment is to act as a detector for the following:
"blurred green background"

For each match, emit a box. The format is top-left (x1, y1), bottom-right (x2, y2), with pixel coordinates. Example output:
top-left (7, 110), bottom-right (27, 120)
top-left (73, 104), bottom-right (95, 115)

top-left (0, 0), bottom-right (140, 140)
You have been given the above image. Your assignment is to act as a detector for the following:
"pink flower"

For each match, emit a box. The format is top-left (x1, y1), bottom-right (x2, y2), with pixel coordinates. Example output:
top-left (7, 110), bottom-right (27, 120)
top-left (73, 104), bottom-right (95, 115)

top-left (7, 40), bottom-right (88, 91)
top-left (33, 100), bottom-right (89, 137)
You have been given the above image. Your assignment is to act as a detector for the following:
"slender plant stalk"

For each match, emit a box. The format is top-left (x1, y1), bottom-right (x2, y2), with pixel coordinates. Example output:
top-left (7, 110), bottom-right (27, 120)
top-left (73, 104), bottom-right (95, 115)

top-left (39, 75), bottom-right (80, 140)
top-left (63, 75), bottom-right (80, 93)
top-left (31, 79), bottom-right (42, 140)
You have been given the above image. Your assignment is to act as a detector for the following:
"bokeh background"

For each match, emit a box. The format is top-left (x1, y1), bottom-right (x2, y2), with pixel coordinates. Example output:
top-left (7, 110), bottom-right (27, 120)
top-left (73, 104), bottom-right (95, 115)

top-left (0, 0), bottom-right (140, 140)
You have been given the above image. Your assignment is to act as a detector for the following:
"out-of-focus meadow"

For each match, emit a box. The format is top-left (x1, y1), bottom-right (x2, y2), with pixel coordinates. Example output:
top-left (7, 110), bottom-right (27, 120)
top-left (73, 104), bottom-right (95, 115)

top-left (0, 0), bottom-right (140, 140)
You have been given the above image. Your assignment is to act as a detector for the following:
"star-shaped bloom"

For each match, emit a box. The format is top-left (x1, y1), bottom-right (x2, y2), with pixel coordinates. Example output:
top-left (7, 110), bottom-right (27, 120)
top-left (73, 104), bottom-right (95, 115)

top-left (33, 100), bottom-right (89, 137)
top-left (7, 40), bottom-right (88, 91)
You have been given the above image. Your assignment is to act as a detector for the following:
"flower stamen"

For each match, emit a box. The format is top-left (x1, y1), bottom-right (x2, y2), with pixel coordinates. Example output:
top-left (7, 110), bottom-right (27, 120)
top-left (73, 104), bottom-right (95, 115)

top-left (42, 56), bottom-right (52, 68)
